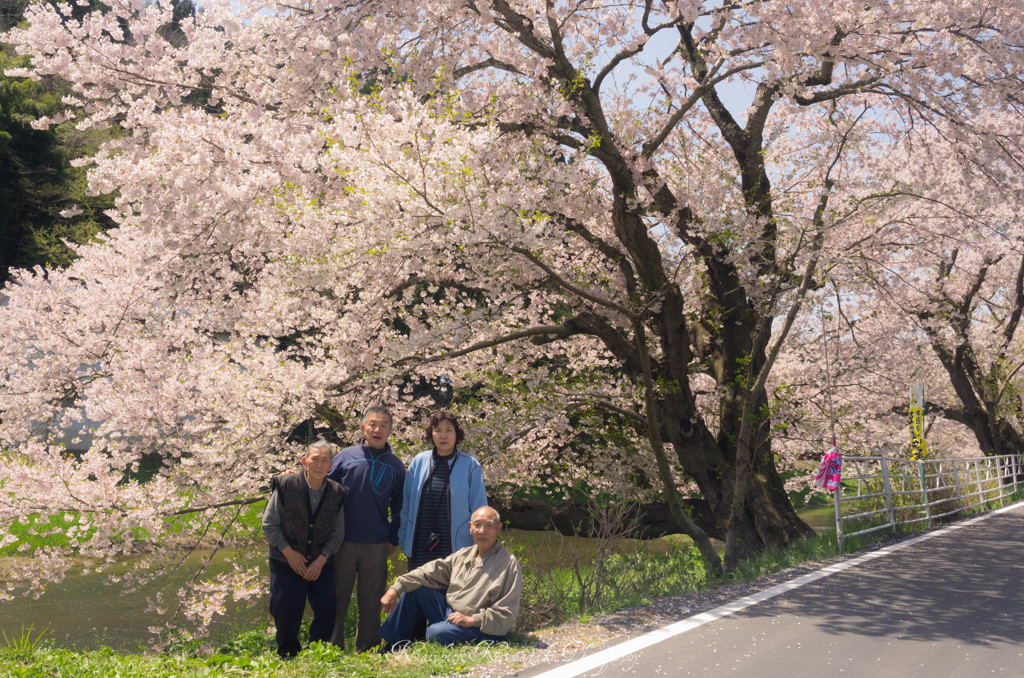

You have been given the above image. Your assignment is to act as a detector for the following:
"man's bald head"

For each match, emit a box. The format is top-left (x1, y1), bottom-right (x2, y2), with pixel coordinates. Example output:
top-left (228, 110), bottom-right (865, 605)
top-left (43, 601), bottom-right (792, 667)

top-left (469, 506), bottom-right (502, 554)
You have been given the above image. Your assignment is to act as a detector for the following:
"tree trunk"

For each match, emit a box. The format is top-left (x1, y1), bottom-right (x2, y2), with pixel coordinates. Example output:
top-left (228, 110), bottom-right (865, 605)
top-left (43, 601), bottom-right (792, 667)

top-left (661, 383), bottom-right (813, 563)
top-left (932, 340), bottom-right (1024, 457)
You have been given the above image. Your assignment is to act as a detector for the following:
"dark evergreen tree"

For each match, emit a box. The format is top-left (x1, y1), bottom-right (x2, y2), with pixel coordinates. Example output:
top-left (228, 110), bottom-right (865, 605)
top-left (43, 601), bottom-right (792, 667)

top-left (0, 0), bottom-right (124, 285)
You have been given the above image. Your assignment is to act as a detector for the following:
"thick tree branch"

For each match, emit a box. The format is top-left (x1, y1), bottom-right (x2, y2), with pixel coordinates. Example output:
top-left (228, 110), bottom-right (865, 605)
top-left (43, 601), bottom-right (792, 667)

top-left (394, 324), bottom-right (572, 367)
top-left (563, 217), bottom-right (639, 298)
top-left (999, 251), bottom-right (1024, 356)
top-left (508, 245), bottom-right (635, 318)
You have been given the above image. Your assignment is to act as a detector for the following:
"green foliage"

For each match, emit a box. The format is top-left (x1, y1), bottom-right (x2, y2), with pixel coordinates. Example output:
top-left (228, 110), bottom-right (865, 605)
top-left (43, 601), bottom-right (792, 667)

top-left (1, 1), bottom-right (30, 33)
top-left (0, 512), bottom-right (84, 556)
top-left (1, 624), bottom-right (47, 663)
top-left (0, 630), bottom-right (517, 677)
top-left (2, 501), bottom-right (266, 565)
top-left (0, 35), bottom-right (117, 285)
top-left (780, 468), bottom-right (831, 509)
top-left (518, 540), bottom-right (710, 626)
top-left (726, 530), bottom-right (839, 583)
top-left (212, 628), bottom-right (276, 657)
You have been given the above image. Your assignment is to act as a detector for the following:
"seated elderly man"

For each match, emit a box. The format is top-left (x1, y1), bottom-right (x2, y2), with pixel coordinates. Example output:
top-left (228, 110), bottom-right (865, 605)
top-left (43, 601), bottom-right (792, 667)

top-left (378, 505), bottom-right (521, 648)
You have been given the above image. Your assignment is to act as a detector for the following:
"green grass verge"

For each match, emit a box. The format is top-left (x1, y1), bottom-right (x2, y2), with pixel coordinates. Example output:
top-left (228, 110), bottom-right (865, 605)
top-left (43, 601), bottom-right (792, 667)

top-left (0, 628), bottom-right (521, 677)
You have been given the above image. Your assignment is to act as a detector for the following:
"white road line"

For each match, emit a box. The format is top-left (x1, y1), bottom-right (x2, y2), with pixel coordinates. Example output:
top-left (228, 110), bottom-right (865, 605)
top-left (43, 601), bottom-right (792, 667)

top-left (526, 501), bottom-right (1024, 678)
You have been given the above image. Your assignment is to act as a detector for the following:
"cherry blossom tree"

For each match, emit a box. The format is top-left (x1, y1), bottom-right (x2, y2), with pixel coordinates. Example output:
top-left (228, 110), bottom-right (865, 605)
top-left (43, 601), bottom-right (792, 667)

top-left (771, 285), bottom-right (983, 467)
top-left (831, 130), bottom-right (1023, 456)
top-left (864, 141), bottom-right (1024, 459)
top-left (2, 0), bottom-right (1023, 624)
top-left (772, 110), bottom-right (1024, 478)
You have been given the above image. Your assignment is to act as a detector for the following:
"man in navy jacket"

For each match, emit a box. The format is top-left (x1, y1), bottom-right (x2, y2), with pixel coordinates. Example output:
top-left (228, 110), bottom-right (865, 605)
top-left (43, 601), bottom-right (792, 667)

top-left (327, 405), bottom-right (406, 651)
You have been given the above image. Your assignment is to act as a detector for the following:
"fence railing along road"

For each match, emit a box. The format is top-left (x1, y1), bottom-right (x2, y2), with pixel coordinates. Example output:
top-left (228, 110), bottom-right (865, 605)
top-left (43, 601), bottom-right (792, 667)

top-left (834, 453), bottom-right (1024, 553)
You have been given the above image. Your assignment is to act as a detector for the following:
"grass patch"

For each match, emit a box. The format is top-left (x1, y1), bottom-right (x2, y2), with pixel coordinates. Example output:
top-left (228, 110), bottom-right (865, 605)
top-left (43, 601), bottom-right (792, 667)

top-left (1, 625), bottom-right (47, 663)
top-left (516, 541), bottom-right (711, 627)
top-left (0, 513), bottom-right (87, 556)
top-left (0, 631), bottom-right (520, 677)
top-left (726, 529), bottom-right (839, 583)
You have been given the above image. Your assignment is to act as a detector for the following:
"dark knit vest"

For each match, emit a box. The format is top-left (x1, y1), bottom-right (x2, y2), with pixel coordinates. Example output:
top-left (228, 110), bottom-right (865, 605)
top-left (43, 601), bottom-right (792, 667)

top-left (271, 473), bottom-right (345, 561)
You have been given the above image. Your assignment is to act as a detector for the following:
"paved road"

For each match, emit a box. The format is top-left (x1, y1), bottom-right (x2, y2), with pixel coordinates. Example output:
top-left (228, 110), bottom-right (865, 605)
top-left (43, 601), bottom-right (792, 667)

top-left (514, 503), bottom-right (1024, 678)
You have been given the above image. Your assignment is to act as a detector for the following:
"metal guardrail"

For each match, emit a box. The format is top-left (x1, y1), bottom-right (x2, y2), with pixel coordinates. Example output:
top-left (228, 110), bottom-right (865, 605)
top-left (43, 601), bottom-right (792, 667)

top-left (834, 454), bottom-right (1024, 553)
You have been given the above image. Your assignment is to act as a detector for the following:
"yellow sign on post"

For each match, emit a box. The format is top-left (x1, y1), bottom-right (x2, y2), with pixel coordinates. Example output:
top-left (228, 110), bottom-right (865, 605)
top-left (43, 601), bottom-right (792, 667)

top-left (908, 384), bottom-right (928, 460)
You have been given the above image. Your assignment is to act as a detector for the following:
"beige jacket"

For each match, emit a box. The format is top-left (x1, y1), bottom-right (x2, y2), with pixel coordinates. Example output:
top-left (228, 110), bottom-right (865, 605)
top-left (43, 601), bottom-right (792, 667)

top-left (390, 541), bottom-right (522, 636)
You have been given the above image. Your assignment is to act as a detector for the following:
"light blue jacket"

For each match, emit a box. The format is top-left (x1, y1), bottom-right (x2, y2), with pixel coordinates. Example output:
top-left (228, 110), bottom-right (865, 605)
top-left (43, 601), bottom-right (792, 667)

top-left (398, 448), bottom-right (488, 557)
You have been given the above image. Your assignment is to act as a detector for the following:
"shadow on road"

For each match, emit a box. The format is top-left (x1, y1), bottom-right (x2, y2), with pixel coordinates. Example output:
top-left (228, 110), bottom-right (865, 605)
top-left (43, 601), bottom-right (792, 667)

top-left (739, 510), bottom-right (1024, 647)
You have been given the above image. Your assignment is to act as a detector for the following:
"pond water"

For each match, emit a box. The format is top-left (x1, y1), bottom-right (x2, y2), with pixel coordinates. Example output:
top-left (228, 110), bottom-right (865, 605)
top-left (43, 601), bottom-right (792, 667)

top-left (0, 507), bottom-right (837, 650)
top-left (799, 504), bottom-right (838, 531)
top-left (0, 549), bottom-right (268, 650)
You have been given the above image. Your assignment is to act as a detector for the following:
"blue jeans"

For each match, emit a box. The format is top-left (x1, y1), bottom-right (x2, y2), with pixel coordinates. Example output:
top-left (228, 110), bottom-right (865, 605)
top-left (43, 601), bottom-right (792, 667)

top-left (269, 558), bottom-right (336, 658)
top-left (378, 587), bottom-right (507, 646)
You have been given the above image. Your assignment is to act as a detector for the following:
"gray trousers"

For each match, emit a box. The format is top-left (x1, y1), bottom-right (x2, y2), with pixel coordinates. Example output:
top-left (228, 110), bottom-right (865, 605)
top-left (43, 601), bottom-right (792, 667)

top-left (330, 541), bottom-right (389, 651)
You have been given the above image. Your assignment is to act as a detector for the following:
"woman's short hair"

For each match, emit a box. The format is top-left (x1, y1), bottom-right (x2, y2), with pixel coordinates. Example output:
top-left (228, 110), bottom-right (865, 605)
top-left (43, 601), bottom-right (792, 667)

top-left (424, 409), bottom-right (465, 446)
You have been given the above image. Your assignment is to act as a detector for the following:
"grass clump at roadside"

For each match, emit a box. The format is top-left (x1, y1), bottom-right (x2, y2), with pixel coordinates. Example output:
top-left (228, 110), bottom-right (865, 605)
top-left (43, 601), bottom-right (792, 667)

top-left (724, 529), bottom-right (839, 584)
top-left (513, 536), bottom-right (712, 627)
top-left (0, 626), bottom-right (520, 678)
top-left (509, 498), bottom-right (842, 628)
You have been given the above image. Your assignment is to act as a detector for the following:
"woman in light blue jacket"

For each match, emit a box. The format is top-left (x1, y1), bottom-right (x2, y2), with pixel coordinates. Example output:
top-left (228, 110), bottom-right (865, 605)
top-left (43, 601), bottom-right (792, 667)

top-left (398, 410), bottom-right (488, 569)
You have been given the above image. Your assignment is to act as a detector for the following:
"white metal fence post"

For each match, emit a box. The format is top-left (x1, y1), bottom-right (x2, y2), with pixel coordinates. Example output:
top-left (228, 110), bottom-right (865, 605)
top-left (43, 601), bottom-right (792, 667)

top-left (1012, 454), bottom-right (1022, 496)
top-left (881, 457), bottom-right (896, 535)
top-left (920, 460), bottom-right (932, 527)
top-left (973, 458), bottom-right (984, 509)
top-left (834, 481), bottom-right (844, 555)
top-left (998, 456), bottom-right (1007, 506)
top-left (952, 458), bottom-right (963, 515)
